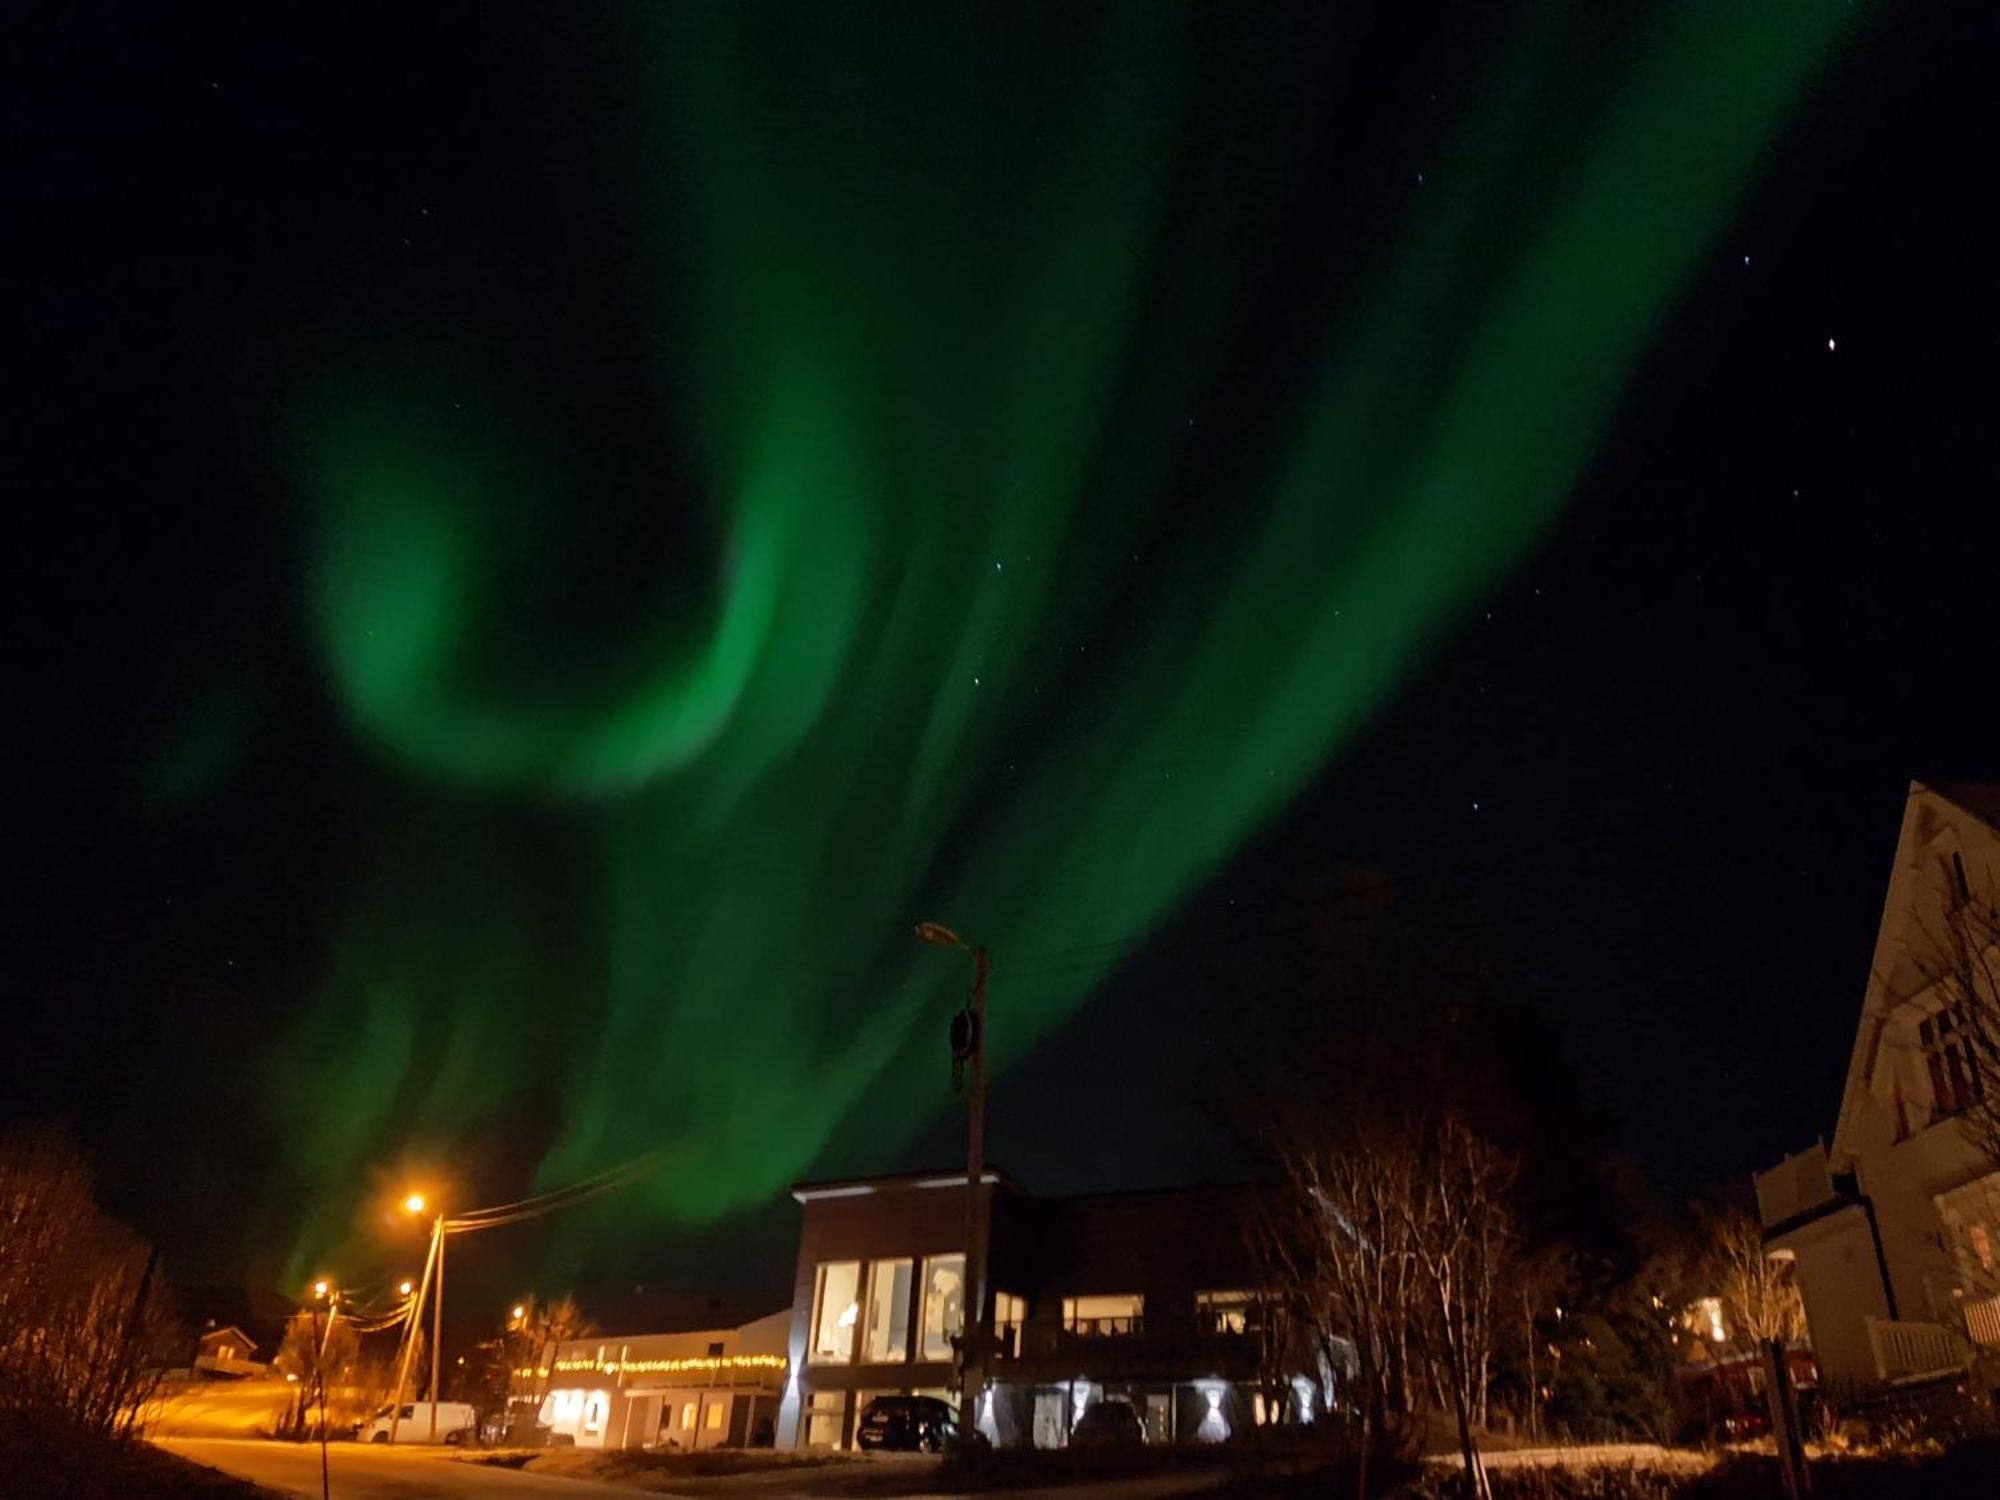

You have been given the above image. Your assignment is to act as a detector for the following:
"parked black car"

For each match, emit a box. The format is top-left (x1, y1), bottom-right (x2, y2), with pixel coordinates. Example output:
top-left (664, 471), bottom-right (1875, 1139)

top-left (855, 1395), bottom-right (960, 1452)
top-left (1071, 1398), bottom-right (1145, 1448)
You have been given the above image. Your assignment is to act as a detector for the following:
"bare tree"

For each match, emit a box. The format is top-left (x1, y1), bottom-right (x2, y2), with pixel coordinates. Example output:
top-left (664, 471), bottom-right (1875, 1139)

top-left (273, 1307), bottom-right (362, 1441)
top-left (1258, 1098), bottom-right (1516, 1500)
top-left (1704, 1207), bottom-right (1805, 1352)
top-left (1400, 1118), bottom-right (1514, 1500)
top-left (508, 1294), bottom-right (593, 1438)
top-left (0, 1128), bottom-right (174, 1437)
top-left (1911, 852), bottom-right (2000, 1167)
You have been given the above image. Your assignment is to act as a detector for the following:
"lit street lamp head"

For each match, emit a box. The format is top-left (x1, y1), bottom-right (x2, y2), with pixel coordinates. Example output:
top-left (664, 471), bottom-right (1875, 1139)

top-left (399, 1280), bottom-right (414, 1297)
top-left (312, 1279), bottom-right (330, 1299)
top-left (915, 921), bottom-right (964, 949)
top-left (403, 1192), bottom-right (427, 1215)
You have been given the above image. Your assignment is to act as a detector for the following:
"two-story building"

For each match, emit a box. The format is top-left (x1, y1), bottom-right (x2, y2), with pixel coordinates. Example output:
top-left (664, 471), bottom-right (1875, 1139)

top-left (774, 1169), bottom-right (1321, 1450)
top-left (1755, 781), bottom-right (2000, 1395)
top-left (517, 1309), bottom-right (791, 1450)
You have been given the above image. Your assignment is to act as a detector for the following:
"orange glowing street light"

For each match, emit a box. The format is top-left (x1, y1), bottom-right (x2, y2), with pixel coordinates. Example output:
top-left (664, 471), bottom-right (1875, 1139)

top-left (386, 1189), bottom-right (448, 1446)
top-left (398, 1280), bottom-right (414, 1298)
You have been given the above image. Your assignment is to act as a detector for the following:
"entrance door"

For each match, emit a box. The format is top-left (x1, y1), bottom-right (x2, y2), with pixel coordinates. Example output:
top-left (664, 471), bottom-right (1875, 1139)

top-left (1031, 1391), bottom-right (1064, 1449)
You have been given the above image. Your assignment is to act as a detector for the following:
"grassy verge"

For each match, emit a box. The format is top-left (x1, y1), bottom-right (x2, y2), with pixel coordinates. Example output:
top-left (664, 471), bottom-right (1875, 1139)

top-left (462, 1445), bottom-right (875, 1492)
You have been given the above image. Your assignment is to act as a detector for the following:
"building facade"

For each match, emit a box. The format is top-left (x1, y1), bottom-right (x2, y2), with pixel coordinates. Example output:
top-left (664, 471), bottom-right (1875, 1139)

top-left (1755, 781), bottom-right (2000, 1394)
top-left (517, 1309), bottom-right (790, 1450)
top-left (774, 1170), bottom-right (1321, 1450)
top-left (192, 1324), bottom-right (265, 1378)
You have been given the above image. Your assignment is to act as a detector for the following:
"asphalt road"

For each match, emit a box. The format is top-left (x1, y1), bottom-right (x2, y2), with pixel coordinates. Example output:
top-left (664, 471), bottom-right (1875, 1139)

top-left (158, 1440), bottom-right (1233, 1499)
top-left (158, 1438), bottom-right (651, 1499)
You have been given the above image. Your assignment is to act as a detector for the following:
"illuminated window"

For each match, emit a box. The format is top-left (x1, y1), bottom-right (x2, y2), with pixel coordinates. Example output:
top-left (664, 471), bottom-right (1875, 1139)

top-left (1922, 1005), bottom-right (1984, 1121)
top-left (810, 1262), bottom-right (862, 1364)
top-left (706, 1400), bottom-right (724, 1430)
top-left (1063, 1294), bottom-right (1142, 1336)
top-left (1196, 1290), bottom-right (1259, 1335)
top-left (993, 1291), bottom-right (1026, 1356)
top-left (1694, 1296), bottom-right (1727, 1343)
top-left (803, 1391), bottom-right (844, 1449)
top-left (919, 1255), bottom-right (966, 1361)
top-left (681, 1401), bottom-right (696, 1430)
top-left (861, 1259), bottom-right (914, 1363)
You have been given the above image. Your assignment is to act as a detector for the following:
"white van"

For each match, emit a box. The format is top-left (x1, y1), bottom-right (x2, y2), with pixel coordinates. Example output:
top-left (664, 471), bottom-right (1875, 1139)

top-left (358, 1401), bottom-right (476, 1445)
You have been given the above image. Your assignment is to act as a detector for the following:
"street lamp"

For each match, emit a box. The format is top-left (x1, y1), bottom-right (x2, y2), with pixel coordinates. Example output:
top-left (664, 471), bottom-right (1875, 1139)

top-left (306, 1280), bottom-right (335, 1500)
top-left (399, 1280), bottom-right (415, 1298)
top-left (915, 921), bottom-right (991, 1442)
top-left (386, 1191), bottom-right (446, 1446)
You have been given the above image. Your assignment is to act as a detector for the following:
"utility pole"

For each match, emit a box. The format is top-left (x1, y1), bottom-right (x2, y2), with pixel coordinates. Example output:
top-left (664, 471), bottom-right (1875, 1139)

top-left (916, 921), bottom-right (991, 1442)
top-left (961, 944), bottom-right (991, 1435)
top-left (430, 1212), bottom-right (445, 1442)
top-left (387, 1217), bottom-right (440, 1446)
top-left (307, 1288), bottom-right (332, 1500)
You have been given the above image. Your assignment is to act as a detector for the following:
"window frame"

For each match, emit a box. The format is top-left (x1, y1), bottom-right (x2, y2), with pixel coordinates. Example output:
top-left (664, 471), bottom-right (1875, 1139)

top-left (859, 1257), bottom-right (915, 1364)
top-left (809, 1261), bottom-right (863, 1365)
top-left (918, 1254), bottom-right (968, 1363)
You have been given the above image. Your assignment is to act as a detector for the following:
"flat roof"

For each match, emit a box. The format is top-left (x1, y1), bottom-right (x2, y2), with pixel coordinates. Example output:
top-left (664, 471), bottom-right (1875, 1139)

top-left (790, 1167), bottom-right (1022, 1203)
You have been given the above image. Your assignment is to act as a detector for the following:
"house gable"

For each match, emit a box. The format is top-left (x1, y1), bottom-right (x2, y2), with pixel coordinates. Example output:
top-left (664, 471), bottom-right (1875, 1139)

top-left (1829, 781), bottom-right (2000, 1165)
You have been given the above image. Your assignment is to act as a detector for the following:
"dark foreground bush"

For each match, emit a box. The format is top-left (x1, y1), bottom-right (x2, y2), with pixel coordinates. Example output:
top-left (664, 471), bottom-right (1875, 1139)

top-left (941, 1427), bottom-right (1417, 1499)
top-left (937, 1441), bottom-right (1231, 1490)
top-left (1394, 1436), bottom-right (2000, 1500)
top-left (1686, 1436), bottom-right (2000, 1499)
top-left (0, 1408), bottom-right (279, 1499)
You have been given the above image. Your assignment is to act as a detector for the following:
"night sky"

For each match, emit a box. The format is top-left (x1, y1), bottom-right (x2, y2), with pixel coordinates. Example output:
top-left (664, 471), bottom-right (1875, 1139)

top-left (11, 2), bottom-right (1997, 1323)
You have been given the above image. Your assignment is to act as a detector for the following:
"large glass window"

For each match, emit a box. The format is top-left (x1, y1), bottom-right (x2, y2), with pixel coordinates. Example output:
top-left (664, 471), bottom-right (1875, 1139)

top-left (1063, 1294), bottom-right (1142, 1336)
top-left (861, 1258), bottom-right (914, 1363)
top-left (920, 1254), bottom-right (966, 1361)
top-left (810, 1262), bottom-right (861, 1364)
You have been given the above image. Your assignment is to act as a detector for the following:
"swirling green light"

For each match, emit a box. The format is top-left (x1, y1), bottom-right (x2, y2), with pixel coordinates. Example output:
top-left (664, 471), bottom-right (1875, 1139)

top-left (275, 2), bottom-right (1864, 1280)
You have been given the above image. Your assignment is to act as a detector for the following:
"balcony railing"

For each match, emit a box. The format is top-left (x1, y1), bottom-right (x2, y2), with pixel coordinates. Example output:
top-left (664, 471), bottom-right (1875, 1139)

top-left (1063, 1315), bottom-right (1144, 1339)
top-left (1199, 1310), bottom-right (1261, 1338)
top-left (1865, 1316), bottom-right (1971, 1383)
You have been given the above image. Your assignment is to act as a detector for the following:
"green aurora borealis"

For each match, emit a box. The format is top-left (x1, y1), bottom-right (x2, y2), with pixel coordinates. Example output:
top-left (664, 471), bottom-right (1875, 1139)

top-left (275, 2), bottom-right (1863, 1281)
